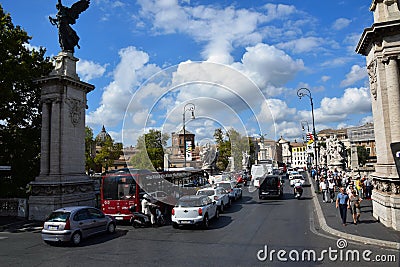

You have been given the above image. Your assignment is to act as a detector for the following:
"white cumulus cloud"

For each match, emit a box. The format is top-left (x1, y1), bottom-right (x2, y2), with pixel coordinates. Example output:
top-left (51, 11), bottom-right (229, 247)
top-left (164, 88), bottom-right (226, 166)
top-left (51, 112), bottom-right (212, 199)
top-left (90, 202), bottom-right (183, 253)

top-left (340, 65), bottom-right (368, 87)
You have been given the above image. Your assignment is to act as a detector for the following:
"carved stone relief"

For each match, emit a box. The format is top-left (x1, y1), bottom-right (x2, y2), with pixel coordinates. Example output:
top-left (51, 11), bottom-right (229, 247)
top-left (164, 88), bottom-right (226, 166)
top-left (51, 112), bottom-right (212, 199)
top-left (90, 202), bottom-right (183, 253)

top-left (367, 59), bottom-right (378, 100)
top-left (65, 98), bottom-right (84, 126)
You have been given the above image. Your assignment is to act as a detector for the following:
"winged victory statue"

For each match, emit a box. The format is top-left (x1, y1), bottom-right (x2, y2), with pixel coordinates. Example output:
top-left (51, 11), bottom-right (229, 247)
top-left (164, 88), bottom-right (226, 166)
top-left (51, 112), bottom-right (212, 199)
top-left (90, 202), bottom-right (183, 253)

top-left (49, 0), bottom-right (90, 53)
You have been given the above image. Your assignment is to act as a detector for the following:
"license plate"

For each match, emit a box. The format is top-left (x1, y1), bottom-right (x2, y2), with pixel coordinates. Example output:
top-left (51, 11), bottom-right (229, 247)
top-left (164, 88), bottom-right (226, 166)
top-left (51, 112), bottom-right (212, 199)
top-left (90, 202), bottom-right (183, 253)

top-left (115, 217), bottom-right (124, 220)
top-left (180, 220), bottom-right (192, 224)
top-left (262, 192), bottom-right (269, 195)
top-left (48, 225), bottom-right (58, 230)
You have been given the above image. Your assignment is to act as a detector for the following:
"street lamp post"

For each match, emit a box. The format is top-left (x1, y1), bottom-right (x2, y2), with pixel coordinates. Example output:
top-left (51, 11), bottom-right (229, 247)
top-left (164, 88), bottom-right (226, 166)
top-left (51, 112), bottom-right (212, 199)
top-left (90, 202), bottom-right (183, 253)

top-left (183, 103), bottom-right (195, 168)
top-left (297, 88), bottom-right (319, 186)
top-left (301, 121), bottom-right (311, 171)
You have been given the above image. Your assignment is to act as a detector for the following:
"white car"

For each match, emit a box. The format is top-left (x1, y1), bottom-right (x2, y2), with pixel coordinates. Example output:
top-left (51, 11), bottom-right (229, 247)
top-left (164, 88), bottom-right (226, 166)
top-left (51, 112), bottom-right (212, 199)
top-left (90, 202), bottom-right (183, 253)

top-left (172, 195), bottom-right (219, 229)
top-left (215, 181), bottom-right (242, 201)
top-left (289, 174), bottom-right (306, 186)
top-left (196, 186), bottom-right (230, 212)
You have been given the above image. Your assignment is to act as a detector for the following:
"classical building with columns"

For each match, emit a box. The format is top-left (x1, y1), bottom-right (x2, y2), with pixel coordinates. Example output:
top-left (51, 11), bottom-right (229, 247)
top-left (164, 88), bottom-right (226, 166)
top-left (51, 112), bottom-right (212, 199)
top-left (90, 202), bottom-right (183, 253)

top-left (356, 0), bottom-right (400, 230)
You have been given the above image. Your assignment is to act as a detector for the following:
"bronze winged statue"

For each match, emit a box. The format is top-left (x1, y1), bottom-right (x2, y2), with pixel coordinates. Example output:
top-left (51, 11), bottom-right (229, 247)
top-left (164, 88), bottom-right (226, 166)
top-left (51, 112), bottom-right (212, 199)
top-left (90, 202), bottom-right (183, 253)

top-left (49, 0), bottom-right (90, 53)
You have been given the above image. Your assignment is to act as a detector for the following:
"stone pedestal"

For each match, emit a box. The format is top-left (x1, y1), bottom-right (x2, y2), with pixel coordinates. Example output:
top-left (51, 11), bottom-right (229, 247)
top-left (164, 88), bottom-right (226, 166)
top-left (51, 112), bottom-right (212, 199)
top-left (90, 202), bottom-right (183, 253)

top-left (28, 52), bottom-right (95, 220)
top-left (356, 0), bottom-right (400, 231)
top-left (371, 188), bottom-right (400, 230)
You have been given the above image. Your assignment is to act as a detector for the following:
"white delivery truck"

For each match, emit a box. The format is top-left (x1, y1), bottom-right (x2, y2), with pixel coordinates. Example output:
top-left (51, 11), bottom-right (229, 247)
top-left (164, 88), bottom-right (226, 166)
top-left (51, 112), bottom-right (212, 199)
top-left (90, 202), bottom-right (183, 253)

top-left (251, 164), bottom-right (273, 187)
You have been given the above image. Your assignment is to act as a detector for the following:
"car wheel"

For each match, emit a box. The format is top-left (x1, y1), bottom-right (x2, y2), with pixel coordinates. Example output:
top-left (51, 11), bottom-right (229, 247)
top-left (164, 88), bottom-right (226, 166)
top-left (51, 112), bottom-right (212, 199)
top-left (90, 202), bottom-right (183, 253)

top-left (132, 220), bottom-right (140, 228)
top-left (107, 223), bottom-right (116, 233)
top-left (228, 198), bottom-right (232, 206)
top-left (220, 202), bottom-right (224, 213)
top-left (203, 215), bottom-right (209, 229)
top-left (215, 209), bottom-right (220, 220)
top-left (71, 232), bottom-right (82, 246)
top-left (239, 191), bottom-right (243, 199)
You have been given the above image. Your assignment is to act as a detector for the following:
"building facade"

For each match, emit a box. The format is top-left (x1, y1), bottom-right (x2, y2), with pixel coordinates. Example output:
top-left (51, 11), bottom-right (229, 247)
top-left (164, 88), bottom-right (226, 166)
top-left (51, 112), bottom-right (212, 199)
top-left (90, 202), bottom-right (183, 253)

top-left (356, 0), bottom-right (400, 230)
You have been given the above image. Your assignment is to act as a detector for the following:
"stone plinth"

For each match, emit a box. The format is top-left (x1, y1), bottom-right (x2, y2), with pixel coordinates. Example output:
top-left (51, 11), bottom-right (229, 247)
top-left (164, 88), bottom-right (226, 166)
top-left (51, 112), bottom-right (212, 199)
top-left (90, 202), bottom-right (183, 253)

top-left (356, 0), bottom-right (400, 231)
top-left (371, 189), bottom-right (400, 230)
top-left (29, 52), bottom-right (95, 221)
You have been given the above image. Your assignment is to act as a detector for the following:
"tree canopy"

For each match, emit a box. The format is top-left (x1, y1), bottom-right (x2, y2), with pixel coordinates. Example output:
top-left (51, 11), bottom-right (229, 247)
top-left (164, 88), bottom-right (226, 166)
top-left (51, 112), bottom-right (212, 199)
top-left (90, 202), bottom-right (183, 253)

top-left (0, 5), bottom-right (53, 197)
top-left (130, 129), bottom-right (169, 171)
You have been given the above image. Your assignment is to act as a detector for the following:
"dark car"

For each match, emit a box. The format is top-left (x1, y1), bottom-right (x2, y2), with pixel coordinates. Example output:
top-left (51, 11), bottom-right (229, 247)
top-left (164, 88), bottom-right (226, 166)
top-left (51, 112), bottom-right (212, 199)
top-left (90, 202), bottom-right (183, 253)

top-left (258, 175), bottom-right (284, 199)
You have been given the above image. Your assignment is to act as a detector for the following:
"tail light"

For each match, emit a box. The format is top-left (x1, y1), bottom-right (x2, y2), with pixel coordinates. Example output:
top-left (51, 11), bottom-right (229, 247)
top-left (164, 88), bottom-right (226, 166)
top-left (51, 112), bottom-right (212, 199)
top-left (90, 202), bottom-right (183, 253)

top-left (198, 208), bottom-right (202, 216)
top-left (64, 219), bottom-right (71, 230)
top-left (171, 208), bottom-right (175, 215)
top-left (277, 179), bottom-right (281, 188)
top-left (214, 196), bottom-right (218, 201)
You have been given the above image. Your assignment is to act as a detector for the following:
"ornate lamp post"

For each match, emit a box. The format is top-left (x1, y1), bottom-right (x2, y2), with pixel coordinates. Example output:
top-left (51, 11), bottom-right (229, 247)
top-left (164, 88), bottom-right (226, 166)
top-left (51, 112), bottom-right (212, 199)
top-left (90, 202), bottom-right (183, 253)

top-left (297, 88), bottom-right (319, 184)
top-left (183, 103), bottom-right (195, 167)
top-left (301, 121), bottom-right (311, 171)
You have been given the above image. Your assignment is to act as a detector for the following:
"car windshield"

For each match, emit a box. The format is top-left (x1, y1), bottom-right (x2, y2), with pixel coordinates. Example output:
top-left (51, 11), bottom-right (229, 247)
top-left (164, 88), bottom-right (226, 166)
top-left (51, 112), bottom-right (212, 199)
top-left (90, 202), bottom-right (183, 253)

top-left (216, 183), bottom-right (231, 190)
top-left (46, 211), bottom-right (70, 222)
top-left (197, 190), bottom-right (214, 196)
top-left (176, 199), bottom-right (203, 207)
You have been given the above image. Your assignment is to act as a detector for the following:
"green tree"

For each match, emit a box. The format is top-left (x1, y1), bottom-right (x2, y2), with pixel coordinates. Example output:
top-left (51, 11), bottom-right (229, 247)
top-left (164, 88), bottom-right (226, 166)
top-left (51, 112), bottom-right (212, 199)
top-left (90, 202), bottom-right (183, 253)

top-left (227, 128), bottom-right (252, 171)
top-left (85, 126), bottom-right (96, 174)
top-left (214, 128), bottom-right (231, 171)
top-left (0, 6), bottom-right (53, 197)
top-left (130, 129), bottom-right (169, 171)
top-left (93, 136), bottom-right (123, 173)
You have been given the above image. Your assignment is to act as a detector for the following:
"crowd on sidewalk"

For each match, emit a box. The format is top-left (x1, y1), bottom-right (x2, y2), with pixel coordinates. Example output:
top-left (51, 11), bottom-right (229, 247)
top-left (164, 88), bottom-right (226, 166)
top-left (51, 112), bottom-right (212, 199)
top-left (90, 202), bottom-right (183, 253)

top-left (311, 168), bottom-right (373, 226)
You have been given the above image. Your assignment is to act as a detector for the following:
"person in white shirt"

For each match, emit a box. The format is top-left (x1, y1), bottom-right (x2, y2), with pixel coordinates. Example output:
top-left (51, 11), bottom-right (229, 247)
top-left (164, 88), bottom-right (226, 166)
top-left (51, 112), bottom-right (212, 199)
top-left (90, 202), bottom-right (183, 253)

top-left (328, 178), bottom-right (335, 203)
top-left (141, 194), bottom-right (156, 225)
top-left (320, 178), bottom-right (328, 202)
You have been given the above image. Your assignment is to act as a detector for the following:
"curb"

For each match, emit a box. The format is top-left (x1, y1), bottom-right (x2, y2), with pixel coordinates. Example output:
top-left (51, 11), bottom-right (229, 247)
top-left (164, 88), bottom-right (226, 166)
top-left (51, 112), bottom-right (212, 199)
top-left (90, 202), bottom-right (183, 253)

top-left (308, 173), bottom-right (400, 251)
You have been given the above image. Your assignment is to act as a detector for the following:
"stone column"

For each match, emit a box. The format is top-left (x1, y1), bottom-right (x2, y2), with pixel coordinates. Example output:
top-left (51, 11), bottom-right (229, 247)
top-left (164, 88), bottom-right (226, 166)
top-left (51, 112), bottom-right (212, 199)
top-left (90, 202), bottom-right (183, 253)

top-left (40, 101), bottom-right (51, 176)
top-left (29, 52), bottom-right (96, 220)
top-left (49, 99), bottom-right (61, 175)
top-left (385, 57), bottom-right (400, 144)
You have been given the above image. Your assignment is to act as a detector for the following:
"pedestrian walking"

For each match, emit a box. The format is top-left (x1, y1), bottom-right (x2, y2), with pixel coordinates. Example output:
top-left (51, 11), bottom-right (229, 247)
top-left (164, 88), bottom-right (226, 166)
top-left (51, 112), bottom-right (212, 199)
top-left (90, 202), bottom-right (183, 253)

top-left (364, 178), bottom-right (372, 199)
top-left (320, 178), bottom-right (328, 202)
top-left (328, 178), bottom-right (335, 203)
top-left (349, 190), bottom-right (362, 224)
top-left (355, 177), bottom-right (363, 198)
top-left (336, 187), bottom-right (349, 226)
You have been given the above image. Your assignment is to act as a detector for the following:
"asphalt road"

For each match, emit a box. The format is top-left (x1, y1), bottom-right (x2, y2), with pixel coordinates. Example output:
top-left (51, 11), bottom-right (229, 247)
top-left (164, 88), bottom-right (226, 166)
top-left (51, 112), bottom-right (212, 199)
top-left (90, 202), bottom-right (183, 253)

top-left (0, 177), bottom-right (398, 267)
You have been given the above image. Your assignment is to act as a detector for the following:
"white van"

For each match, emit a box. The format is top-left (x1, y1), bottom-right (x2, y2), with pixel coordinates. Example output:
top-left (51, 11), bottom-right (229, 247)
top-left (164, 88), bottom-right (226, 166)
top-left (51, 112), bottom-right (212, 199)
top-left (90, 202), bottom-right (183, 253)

top-left (251, 164), bottom-right (272, 187)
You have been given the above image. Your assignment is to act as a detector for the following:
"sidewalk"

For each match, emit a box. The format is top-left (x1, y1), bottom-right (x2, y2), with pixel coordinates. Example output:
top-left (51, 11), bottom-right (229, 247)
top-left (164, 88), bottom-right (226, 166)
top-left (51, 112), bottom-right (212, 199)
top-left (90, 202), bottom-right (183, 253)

top-left (308, 173), bottom-right (400, 250)
top-left (0, 216), bottom-right (43, 233)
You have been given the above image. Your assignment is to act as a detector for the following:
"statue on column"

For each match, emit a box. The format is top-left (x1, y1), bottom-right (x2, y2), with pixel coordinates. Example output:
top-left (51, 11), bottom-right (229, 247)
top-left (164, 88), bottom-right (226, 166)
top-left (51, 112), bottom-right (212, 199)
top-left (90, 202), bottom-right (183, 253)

top-left (49, 0), bottom-right (90, 53)
top-left (200, 143), bottom-right (218, 170)
top-left (242, 151), bottom-right (250, 170)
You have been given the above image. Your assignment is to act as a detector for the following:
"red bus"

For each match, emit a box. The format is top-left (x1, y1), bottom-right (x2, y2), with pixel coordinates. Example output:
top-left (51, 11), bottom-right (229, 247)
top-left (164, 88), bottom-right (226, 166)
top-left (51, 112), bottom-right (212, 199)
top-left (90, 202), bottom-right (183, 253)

top-left (100, 168), bottom-right (208, 222)
top-left (100, 168), bottom-right (153, 222)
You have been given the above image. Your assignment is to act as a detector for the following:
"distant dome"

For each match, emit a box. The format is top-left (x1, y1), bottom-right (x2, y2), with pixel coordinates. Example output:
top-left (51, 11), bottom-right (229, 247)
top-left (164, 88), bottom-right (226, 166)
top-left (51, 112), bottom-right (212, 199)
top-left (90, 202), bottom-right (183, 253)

top-left (95, 125), bottom-right (112, 145)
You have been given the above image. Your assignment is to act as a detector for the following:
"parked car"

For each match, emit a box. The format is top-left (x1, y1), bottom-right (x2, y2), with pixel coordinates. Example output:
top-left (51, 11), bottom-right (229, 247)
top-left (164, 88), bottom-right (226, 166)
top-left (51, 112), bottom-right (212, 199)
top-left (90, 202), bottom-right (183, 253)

top-left (41, 206), bottom-right (116, 246)
top-left (289, 174), bottom-right (306, 186)
top-left (171, 195), bottom-right (219, 229)
top-left (196, 186), bottom-right (230, 212)
top-left (215, 181), bottom-right (242, 200)
top-left (258, 175), bottom-right (284, 199)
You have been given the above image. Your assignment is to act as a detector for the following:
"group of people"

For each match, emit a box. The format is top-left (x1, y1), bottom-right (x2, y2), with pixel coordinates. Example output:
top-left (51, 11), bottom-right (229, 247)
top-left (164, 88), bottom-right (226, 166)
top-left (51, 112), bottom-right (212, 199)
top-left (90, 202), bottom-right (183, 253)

top-left (313, 168), bottom-right (372, 226)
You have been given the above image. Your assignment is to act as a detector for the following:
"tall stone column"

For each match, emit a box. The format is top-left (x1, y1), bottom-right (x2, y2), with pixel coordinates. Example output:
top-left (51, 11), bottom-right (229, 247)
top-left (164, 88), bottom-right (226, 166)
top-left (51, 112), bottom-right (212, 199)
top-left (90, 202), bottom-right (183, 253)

top-left (385, 57), bottom-right (400, 144)
top-left (356, 0), bottom-right (400, 230)
top-left (28, 52), bottom-right (96, 220)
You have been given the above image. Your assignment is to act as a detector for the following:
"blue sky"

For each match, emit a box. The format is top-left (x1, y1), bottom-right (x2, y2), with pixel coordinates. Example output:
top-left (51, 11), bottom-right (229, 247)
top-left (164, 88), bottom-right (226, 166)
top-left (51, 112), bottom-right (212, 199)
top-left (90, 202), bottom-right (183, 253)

top-left (2, 0), bottom-right (374, 147)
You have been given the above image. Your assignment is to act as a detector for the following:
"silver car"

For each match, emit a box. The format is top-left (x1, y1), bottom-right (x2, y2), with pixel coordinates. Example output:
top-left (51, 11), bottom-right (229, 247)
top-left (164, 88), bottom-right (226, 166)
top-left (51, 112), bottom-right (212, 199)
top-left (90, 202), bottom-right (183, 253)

top-left (41, 206), bottom-right (116, 246)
